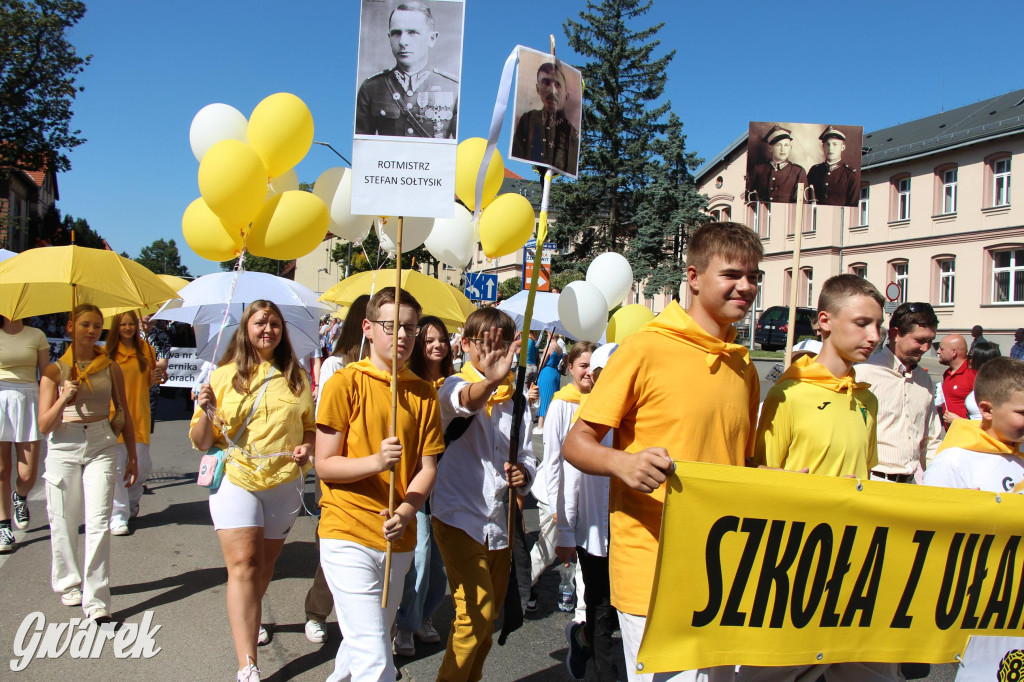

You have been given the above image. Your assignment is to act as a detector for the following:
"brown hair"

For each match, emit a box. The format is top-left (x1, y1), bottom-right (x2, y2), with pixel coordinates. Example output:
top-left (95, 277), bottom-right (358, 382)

top-left (975, 357), bottom-right (1024, 407)
top-left (220, 300), bottom-right (306, 397)
top-left (408, 315), bottom-right (454, 380)
top-left (686, 221), bottom-right (763, 273)
top-left (566, 340), bottom-right (597, 367)
top-left (888, 302), bottom-right (939, 336)
top-left (68, 303), bottom-right (102, 337)
top-left (106, 310), bottom-right (149, 373)
top-left (818, 274), bottom-right (885, 315)
top-left (366, 288), bottom-right (422, 322)
top-left (463, 307), bottom-right (516, 341)
top-left (333, 294), bottom-right (371, 364)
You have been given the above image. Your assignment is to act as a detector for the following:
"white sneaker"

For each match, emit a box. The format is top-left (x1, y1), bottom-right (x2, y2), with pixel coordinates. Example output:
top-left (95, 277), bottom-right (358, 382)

top-left (532, 426), bottom-right (544, 435)
top-left (416, 617), bottom-right (441, 643)
top-left (61, 587), bottom-right (83, 607)
top-left (393, 629), bottom-right (415, 657)
top-left (304, 619), bottom-right (327, 644)
top-left (257, 625), bottom-right (269, 646)
top-left (87, 608), bottom-right (110, 622)
top-left (110, 524), bottom-right (129, 536)
top-left (237, 657), bottom-right (261, 682)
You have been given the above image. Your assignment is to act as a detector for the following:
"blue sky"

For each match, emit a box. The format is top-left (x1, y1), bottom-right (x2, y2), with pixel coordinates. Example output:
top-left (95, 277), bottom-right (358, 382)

top-left (60, 0), bottom-right (1024, 276)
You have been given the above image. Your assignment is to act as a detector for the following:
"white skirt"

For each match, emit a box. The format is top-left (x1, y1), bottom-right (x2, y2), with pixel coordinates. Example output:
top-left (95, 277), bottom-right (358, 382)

top-left (0, 380), bottom-right (42, 443)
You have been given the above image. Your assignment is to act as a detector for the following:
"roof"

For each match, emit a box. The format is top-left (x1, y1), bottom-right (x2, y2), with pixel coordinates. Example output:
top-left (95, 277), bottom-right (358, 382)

top-left (694, 132), bottom-right (748, 184)
top-left (504, 168), bottom-right (524, 179)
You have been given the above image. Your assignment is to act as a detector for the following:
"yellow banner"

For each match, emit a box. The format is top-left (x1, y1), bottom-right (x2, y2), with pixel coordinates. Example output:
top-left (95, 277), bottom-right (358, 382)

top-left (637, 462), bottom-right (1024, 673)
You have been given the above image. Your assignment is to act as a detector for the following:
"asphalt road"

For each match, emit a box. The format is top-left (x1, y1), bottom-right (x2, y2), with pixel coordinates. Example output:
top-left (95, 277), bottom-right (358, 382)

top-left (0, 386), bottom-right (957, 681)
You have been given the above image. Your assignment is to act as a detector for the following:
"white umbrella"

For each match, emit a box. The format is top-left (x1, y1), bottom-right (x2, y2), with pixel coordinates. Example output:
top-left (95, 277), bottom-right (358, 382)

top-left (0, 249), bottom-right (17, 263)
top-left (153, 271), bottom-right (331, 361)
top-left (497, 290), bottom-right (573, 338)
top-left (193, 318), bottom-right (322, 363)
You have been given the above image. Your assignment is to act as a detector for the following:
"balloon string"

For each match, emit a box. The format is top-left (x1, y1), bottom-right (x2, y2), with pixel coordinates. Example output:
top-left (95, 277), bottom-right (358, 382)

top-left (202, 249), bottom-right (246, 428)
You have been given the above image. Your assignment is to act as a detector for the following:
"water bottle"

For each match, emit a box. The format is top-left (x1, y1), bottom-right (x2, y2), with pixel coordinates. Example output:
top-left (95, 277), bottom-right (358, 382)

top-left (558, 563), bottom-right (574, 612)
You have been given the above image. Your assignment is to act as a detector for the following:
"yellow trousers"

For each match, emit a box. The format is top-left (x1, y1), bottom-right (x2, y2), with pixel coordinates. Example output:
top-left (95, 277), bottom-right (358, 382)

top-left (432, 518), bottom-right (511, 682)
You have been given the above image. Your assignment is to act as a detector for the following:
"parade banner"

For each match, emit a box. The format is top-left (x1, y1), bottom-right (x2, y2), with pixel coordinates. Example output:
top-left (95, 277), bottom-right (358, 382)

top-left (637, 462), bottom-right (1024, 673)
top-left (164, 347), bottom-right (203, 389)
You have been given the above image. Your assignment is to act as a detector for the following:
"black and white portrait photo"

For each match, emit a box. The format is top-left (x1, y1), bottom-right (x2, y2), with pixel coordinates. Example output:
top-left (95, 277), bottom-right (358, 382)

top-left (746, 122), bottom-right (864, 207)
top-left (354, 0), bottom-right (465, 141)
top-left (509, 46), bottom-right (583, 178)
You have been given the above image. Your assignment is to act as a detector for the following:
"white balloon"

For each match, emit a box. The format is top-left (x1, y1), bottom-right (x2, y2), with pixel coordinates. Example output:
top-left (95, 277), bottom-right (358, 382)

top-left (265, 168), bottom-right (299, 200)
top-left (314, 167), bottom-right (376, 242)
top-left (586, 252), bottom-right (634, 310)
top-left (376, 216), bottom-right (435, 254)
top-left (557, 281), bottom-right (608, 341)
top-left (189, 103), bottom-right (249, 162)
top-left (424, 204), bottom-right (476, 268)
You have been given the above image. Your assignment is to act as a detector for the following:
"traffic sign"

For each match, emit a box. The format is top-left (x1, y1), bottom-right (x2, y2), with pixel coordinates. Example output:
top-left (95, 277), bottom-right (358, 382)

top-left (885, 281), bottom-right (902, 302)
top-left (465, 272), bottom-right (498, 302)
top-left (522, 241), bottom-right (558, 292)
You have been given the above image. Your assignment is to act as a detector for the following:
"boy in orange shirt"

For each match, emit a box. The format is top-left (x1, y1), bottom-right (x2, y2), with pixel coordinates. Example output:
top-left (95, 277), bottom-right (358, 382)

top-left (563, 221), bottom-right (763, 682)
top-left (315, 288), bottom-right (445, 682)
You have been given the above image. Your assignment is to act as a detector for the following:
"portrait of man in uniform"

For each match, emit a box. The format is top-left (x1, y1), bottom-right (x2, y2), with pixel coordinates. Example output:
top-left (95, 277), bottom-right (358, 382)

top-left (354, 0), bottom-right (463, 140)
top-left (807, 125), bottom-right (861, 207)
top-left (747, 125), bottom-right (808, 204)
top-left (509, 47), bottom-right (583, 177)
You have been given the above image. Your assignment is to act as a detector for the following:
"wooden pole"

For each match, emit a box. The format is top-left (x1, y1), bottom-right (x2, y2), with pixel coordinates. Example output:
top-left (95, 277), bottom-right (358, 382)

top-left (784, 184), bottom-right (805, 369)
top-left (382, 216), bottom-right (404, 608)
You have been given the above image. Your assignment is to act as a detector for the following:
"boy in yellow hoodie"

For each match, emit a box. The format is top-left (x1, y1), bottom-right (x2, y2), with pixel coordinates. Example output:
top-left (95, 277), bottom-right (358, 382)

top-left (563, 221), bottom-right (763, 682)
top-left (740, 275), bottom-right (900, 682)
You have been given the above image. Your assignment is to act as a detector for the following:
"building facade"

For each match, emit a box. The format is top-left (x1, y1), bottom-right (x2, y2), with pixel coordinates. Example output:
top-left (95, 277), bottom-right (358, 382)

top-left (696, 88), bottom-right (1024, 348)
top-left (1, 165), bottom-right (58, 251)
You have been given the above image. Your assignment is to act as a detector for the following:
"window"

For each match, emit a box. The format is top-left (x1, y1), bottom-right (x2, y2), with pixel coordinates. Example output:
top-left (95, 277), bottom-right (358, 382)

top-left (994, 158), bottom-right (1011, 207)
top-left (941, 167), bottom-right (958, 214)
top-left (850, 263), bottom-right (867, 279)
top-left (710, 205), bottom-right (731, 222)
top-left (891, 261), bottom-right (909, 303)
top-left (784, 268), bottom-right (792, 305)
top-left (802, 267), bottom-right (814, 307)
top-left (893, 177), bottom-right (911, 221)
top-left (856, 185), bottom-right (869, 226)
top-left (992, 248), bottom-right (1024, 303)
top-left (750, 202), bottom-right (770, 239)
top-left (755, 276), bottom-right (764, 312)
top-left (937, 258), bottom-right (955, 305)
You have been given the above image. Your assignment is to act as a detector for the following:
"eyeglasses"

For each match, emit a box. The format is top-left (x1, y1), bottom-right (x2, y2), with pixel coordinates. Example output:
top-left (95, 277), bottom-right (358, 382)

top-left (369, 320), bottom-right (419, 335)
top-left (466, 337), bottom-right (511, 353)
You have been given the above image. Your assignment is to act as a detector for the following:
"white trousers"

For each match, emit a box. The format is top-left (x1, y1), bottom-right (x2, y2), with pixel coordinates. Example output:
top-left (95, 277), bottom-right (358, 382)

top-left (44, 420), bottom-right (117, 615)
top-left (111, 442), bottom-right (151, 527)
top-left (320, 538), bottom-right (414, 682)
top-left (530, 499), bottom-right (587, 619)
top-left (618, 610), bottom-right (735, 682)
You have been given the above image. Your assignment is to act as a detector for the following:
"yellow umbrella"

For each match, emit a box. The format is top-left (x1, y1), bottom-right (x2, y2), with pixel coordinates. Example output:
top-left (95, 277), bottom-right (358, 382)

top-left (0, 246), bottom-right (182, 320)
top-left (102, 274), bottom-right (192, 328)
top-left (320, 269), bottom-right (475, 331)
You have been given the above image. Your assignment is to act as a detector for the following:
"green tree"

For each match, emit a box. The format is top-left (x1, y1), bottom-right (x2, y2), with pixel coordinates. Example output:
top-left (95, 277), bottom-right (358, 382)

top-left (329, 227), bottom-right (435, 277)
top-left (26, 206), bottom-right (104, 248)
top-left (0, 0), bottom-right (91, 174)
top-left (219, 253), bottom-right (290, 276)
top-left (552, 0), bottom-right (674, 269)
top-left (497, 276), bottom-right (522, 300)
top-left (627, 113), bottom-right (708, 298)
top-left (136, 238), bottom-right (191, 276)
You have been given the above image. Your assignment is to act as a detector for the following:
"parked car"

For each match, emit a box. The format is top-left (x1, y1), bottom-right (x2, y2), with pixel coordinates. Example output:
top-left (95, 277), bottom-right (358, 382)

top-left (754, 306), bottom-right (817, 351)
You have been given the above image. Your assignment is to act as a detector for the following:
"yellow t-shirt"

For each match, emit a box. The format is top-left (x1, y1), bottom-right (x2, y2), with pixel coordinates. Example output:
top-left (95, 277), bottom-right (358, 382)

top-left (755, 355), bottom-right (878, 477)
top-left (111, 343), bottom-right (157, 445)
top-left (578, 302), bottom-right (759, 616)
top-left (316, 358), bottom-right (445, 553)
top-left (189, 361), bottom-right (315, 491)
top-left (0, 326), bottom-right (48, 383)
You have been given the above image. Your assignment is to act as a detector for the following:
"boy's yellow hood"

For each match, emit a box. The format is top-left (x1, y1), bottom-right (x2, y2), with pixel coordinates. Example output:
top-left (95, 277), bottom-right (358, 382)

top-left (938, 417), bottom-right (1022, 456)
top-left (349, 357), bottom-right (420, 383)
top-left (777, 355), bottom-right (869, 395)
top-left (640, 301), bottom-right (749, 372)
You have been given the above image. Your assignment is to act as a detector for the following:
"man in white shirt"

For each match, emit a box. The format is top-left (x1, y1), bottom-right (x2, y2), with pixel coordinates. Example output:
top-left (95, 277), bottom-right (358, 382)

top-left (855, 302), bottom-right (943, 482)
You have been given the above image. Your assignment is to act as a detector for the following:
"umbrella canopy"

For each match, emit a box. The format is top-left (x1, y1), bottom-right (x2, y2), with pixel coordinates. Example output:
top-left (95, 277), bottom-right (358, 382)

top-left (0, 249), bottom-right (16, 263)
top-left (0, 245), bottom-right (182, 320)
top-left (320, 269), bottom-right (475, 331)
top-left (497, 290), bottom-right (574, 338)
top-left (192, 317), bottom-right (322, 363)
top-left (103, 274), bottom-right (193, 327)
top-left (153, 271), bottom-right (332, 361)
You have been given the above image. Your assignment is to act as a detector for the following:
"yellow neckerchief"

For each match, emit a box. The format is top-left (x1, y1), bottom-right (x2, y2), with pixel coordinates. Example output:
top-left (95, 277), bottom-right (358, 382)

top-left (640, 301), bottom-right (750, 372)
top-left (432, 377), bottom-right (445, 389)
top-left (347, 357), bottom-right (421, 383)
top-left (776, 355), bottom-right (870, 395)
top-left (570, 393), bottom-right (589, 425)
top-left (59, 346), bottom-right (111, 391)
top-left (938, 418), bottom-right (1023, 456)
top-left (552, 383), bottom-right (583, 405)
top-left (456, 362), bottom-right (514, 416)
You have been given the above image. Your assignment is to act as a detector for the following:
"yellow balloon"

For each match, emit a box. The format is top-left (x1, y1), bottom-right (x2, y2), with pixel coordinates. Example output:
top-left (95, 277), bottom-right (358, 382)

top-left (455, 138), bottom-right (504, 211)
top-left (479, 193), bottom-right (535, 258)
top-left (246, 190), bottom-right (330, 260)
top-left (197, 139), bottom-right (268, 227)
top-left (181, 197), bottom-right (244, 262)
top-left (247, 92), bottom-right (314, 177)
top-left (606, 304), bottom-right (655, 343)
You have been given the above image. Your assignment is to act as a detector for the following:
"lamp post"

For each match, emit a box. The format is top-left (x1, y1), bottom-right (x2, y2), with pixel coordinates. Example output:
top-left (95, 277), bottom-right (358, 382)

top-left (313, 141), bottom-right (354, 279)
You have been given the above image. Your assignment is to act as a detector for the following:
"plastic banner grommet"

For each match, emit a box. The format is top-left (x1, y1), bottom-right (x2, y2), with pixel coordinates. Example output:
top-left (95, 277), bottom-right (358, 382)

top-left (996, 494), bottom-right (1002, 503)
top-left (856, 481), bottom-right (863, 491)
top-left (816, 653), bottom-right (824, 661)
top-left (636, 663), bottom-right (644, 672)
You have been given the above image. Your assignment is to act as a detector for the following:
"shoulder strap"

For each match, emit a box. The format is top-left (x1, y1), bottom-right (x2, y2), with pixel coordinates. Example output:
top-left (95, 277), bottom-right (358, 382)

top-left (223, 366), bottom-right (276, 450)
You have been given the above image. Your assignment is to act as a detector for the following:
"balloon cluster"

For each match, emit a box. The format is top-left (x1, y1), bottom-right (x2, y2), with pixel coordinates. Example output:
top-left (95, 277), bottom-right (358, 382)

top-left (184, 94), bottom-right (330, 262)
top-left (557, 252), bottom-right (653, 343)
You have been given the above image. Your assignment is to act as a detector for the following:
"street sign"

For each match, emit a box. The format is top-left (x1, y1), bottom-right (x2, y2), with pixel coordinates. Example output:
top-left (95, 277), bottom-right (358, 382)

top-left (885, 281), bottom-right (902, 302)
top-left (522, 241), bottom-right (558, 292)
top-left (465, 272), bottom-right (498, 302)
top-left (884, 301), bottom-right (899, 315)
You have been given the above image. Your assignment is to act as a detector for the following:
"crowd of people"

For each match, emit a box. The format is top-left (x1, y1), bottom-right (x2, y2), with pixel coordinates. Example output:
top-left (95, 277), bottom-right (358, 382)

top-left (3, 220), bottom-right (1024, 681)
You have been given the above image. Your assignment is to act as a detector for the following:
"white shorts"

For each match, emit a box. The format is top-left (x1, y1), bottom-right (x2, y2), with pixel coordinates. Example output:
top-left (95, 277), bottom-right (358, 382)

top-left (0, 380), bottom-right (42, 443)
top-left (208, 474), bottom-right (302, 539)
